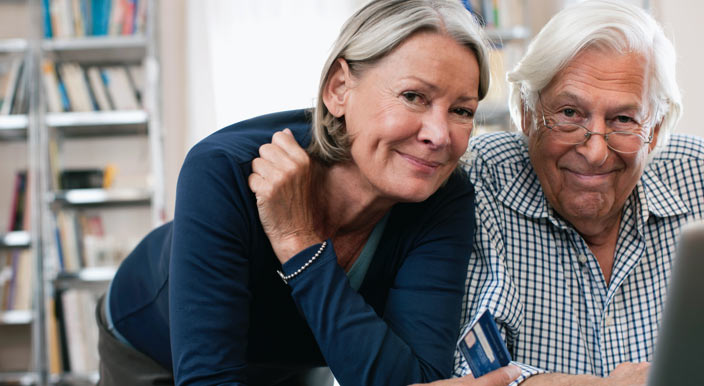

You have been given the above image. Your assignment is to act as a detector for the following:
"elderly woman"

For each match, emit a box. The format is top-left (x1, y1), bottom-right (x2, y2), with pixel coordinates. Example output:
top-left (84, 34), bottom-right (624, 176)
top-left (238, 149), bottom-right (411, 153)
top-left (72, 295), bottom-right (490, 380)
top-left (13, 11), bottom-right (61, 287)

top-left (96, 1), bottom-right (494, 385)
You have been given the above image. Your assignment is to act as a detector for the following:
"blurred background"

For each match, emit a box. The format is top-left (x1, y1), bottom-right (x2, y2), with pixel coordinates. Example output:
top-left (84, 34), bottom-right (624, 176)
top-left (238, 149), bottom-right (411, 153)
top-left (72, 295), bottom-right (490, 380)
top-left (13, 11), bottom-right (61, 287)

top-left (0, 0), bottom-right (700, 384)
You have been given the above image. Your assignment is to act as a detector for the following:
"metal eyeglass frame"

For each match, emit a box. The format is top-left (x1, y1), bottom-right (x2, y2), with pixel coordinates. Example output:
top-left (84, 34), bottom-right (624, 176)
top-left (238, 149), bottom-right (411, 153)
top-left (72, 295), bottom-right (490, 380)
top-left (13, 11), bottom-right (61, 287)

top-left (537, 94), bottom-right (653, 154)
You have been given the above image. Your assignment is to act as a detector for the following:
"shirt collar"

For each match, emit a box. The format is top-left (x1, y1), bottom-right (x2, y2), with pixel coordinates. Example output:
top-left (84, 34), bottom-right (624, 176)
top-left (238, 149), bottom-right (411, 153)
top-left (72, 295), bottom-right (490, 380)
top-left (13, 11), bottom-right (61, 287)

top-left (495, 150), bottom-right (689, 223)
top-left (638, 167), bottom-right (689, 219)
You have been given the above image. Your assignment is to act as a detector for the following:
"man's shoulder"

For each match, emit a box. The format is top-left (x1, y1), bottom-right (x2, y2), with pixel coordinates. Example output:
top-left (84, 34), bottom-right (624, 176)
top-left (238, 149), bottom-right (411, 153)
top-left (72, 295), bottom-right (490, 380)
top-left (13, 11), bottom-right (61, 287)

top-left (466, 131), bottom-right (529, 165)
top-left (653, 134), bottom-right (704, 162)
top-left (463, 131), bottom-right (532, 188)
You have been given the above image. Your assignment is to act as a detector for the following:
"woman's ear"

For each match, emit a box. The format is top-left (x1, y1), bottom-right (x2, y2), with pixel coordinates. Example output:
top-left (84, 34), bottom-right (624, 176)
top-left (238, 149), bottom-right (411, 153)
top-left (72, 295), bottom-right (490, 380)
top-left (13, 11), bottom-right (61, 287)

top-left (323, 58), bottom-right (353, 118)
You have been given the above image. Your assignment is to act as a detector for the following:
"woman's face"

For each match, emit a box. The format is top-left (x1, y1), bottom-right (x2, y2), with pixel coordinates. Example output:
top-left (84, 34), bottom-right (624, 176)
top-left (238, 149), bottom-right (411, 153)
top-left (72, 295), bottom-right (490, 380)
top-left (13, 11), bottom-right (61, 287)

top-left (335, 32), bottom-right (480, 203)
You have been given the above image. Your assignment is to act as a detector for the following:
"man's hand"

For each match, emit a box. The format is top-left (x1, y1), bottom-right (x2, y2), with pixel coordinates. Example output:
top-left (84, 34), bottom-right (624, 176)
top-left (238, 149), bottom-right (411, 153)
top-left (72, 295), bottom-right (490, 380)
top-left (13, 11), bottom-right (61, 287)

top-left (248, 129), bottom-right (321, 263)
top-left (607, 362), bottom-right (650, 385)
top-left (409, 365), bottom-right (522, 386)
top-left (521, 362), bottom-right (651, 386)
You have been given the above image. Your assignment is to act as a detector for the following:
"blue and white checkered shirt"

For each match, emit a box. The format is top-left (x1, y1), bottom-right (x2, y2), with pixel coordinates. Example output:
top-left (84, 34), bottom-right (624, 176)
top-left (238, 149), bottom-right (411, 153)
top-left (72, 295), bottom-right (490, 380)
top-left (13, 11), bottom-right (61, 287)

top-left (454, 132), bottom-right (704, 383)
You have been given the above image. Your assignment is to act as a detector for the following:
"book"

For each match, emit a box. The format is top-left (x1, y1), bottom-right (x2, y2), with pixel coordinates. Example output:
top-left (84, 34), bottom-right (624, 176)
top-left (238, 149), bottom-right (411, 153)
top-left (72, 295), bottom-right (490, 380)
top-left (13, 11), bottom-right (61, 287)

top-left (91, 0), bottom-right (112, 36)
top-left (42, 0), bottom-right (53, 38)
top-left (60, 290), bottom-right (100, 373)
top-left (47, 297), bottom-right (64, 374)
top-left (71, 0), bottom-right (86, 37)
top-left (8, 171), bottom-right (28, 232)
top-left (11, 250), bottom-right (33, 311)
top-left (0, 58), bottom-right (23, 115)
top-left (58, 63), bottom-right (93, 112)
top-left (55, 211), bottom-right (81, 272)
top-left (108, 0), bottom-right (125, 36)
top-left (102, 65), bottom-right (140, 110)
top-left (126, 64), bottom-right (143, 104)
top-left (122, 0), bottom-right (136, 35)
top-left (86, 66), bottom-right (113, 111)
top-left (135, 0), bottom-right (148, 35)
top-left (0, 252), bottom-right (13, 310)
top-left (10, 60), bottom-right (28, 114)
top-left (42, 60), bottom-right (65, 113)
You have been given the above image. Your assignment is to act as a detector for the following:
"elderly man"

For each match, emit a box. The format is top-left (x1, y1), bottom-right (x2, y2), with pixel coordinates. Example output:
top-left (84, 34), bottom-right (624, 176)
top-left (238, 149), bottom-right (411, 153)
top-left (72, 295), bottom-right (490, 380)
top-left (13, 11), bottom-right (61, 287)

top-left (448, 1), bottom-right (704, 385)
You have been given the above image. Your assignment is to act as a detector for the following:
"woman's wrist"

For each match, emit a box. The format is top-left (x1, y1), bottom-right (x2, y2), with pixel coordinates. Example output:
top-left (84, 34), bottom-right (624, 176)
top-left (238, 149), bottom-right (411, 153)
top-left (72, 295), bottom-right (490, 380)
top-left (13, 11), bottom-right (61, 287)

top-left (271, 232), bottom-right (322, 264)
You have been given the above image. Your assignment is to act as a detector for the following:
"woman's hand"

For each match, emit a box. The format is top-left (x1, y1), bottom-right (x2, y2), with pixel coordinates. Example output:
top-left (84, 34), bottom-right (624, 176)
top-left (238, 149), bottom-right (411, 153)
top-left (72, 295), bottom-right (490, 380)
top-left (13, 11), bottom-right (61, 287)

top-left (409, 365), bottom-right (522, 386)
top-left (248, 129), bottom-right (321, 263)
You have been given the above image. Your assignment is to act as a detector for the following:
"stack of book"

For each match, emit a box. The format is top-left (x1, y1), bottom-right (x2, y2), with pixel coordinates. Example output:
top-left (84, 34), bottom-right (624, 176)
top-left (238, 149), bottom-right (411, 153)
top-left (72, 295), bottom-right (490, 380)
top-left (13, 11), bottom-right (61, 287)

top-left (42, 60), bottom-right (142, 113)
top-left (0, 171), bottom-right (32, 313)
top-left (0, 56), bottom-right (27, 116)
top-left (43, 0), bottom-right (148, 38)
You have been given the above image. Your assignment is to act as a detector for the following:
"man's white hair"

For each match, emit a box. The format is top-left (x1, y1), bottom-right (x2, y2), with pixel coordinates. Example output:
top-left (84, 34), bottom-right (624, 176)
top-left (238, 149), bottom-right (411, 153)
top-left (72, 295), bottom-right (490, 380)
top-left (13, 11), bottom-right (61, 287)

top-left (507, 0), bottom-right (682, 153)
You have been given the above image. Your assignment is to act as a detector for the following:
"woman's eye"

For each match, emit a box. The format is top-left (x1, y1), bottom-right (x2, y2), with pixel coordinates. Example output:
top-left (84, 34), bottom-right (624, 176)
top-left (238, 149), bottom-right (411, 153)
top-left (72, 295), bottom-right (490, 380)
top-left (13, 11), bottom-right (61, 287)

top-left (452, 107), bottom-right (474, 118)
top-left (402, 92), bottom-right (425, 104)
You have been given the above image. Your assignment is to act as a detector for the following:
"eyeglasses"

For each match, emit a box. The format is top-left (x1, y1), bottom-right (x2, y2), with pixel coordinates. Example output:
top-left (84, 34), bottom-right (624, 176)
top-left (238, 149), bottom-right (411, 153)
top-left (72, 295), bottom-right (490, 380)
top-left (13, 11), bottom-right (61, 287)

top-left (538, 96), bottom-right (653, 154)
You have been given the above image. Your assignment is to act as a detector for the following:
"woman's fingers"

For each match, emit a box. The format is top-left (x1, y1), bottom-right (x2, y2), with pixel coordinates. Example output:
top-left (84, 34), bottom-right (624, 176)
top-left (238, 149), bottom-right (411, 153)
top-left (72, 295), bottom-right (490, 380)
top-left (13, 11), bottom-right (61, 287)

top-left (247, 129), bottom-right (319, 263)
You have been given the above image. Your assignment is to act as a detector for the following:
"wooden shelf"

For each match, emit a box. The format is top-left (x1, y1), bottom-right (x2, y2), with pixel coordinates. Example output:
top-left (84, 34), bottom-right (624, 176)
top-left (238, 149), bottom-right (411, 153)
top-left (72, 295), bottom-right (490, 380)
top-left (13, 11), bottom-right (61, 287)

top-left (50, 371), bottom-right (99, 386)
top-left (0, 231), bottom-right (30, 249)
top-left (0, 310), bottom-right (33, 325)
top-left (0, 371), bottom-right (37, 385)
top-left (53, 267), bottom-right (115, 292)
top-left (47, 110), bottom-right (148, 137)
top-left (42, 35), bottom-right (147, 64)
top-left (0, 115), bottom-right (28, 140)
top-left (0, 38), bottom-right (27, 54)
top-left (50, 188), bottom-right (152, 207)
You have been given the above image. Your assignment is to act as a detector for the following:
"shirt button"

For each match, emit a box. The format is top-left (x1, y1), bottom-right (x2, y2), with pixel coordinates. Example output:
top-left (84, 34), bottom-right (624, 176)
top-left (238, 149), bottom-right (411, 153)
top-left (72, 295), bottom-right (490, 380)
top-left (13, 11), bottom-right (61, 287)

top-left (578, 254), bottom-right (588, 264)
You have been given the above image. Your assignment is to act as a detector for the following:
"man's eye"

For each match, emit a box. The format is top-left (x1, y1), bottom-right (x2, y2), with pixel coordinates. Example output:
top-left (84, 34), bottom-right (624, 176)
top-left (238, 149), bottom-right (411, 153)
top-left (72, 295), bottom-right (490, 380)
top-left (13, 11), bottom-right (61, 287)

top-left (616, 115), bottom-right (634, 123)
top-left (561, 108), bottom-right (576, 117)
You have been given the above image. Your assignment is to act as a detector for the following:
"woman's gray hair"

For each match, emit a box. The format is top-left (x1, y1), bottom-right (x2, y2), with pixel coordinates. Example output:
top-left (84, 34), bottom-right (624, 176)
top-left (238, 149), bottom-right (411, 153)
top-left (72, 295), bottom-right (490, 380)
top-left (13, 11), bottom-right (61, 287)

top-left (309, 0), bottom-right (491, 164)
top-left (507, 0), bottom-right (682, 152)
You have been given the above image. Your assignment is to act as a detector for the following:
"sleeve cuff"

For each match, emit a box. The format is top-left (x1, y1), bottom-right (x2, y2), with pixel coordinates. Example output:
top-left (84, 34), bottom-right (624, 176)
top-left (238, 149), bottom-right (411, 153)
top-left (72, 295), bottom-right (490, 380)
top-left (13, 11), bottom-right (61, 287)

top-left (280, 239), bottom-right (334, 283)
top-left (510, 361), bottom-right (547, 385)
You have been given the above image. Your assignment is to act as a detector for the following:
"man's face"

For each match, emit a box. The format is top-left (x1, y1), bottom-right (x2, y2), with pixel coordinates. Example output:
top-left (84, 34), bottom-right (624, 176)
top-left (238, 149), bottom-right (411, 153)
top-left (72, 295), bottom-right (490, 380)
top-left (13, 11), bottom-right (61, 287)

top-left (524, 47), bottom-right (660, 236)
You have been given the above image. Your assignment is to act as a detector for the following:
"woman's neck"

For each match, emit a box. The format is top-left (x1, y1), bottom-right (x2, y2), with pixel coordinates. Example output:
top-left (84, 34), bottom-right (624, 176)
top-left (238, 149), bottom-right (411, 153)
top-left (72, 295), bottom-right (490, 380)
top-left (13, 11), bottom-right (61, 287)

top-left (312, 160), bottom-right (393, 239)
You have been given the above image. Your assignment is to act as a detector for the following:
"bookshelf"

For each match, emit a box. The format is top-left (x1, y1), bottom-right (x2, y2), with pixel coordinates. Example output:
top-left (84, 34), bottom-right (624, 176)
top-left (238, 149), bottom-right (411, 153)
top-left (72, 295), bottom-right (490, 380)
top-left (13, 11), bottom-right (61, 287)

top-left (38, 0), bottom-right (165, 384)
top-left (0, 0), bottom-right (37, 383)
top-left (469, 0), bottom-right (531, 134)
top-left (1, 0), bottom-right (164, 384)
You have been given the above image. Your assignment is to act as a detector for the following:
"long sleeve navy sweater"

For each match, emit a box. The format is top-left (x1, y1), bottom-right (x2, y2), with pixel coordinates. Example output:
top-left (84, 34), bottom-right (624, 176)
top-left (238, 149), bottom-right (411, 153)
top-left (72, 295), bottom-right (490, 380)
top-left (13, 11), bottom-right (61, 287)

top-left (108, 109), bottom-right (475, 385)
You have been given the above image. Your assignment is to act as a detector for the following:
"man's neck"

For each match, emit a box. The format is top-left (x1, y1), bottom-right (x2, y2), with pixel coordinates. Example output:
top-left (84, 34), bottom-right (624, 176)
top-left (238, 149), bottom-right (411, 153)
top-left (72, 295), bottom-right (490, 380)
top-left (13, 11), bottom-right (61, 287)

top-left (573, 215), bottom-right (621, 285)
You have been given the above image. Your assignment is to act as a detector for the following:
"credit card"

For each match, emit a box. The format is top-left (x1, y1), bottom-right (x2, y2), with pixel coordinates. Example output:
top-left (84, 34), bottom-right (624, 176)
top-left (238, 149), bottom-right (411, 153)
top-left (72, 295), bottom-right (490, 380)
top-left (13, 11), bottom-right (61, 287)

top-left (458, 309), bottom-right (512, 377)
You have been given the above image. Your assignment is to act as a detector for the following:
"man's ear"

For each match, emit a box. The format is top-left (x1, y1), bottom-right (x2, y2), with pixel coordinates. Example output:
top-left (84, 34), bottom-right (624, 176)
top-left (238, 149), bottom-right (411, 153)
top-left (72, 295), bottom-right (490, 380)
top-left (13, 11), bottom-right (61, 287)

top-left (521, 100), bottom-right (533, 137)
top-left (648, 122), bottom-right (662, 152)
top-left (323, 58), bottom-right (353, 118)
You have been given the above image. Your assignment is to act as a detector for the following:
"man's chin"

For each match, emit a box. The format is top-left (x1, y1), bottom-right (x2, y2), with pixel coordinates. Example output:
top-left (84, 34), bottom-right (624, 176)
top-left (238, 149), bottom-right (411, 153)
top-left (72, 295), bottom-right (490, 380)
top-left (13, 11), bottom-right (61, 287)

top-left (557, 194), bottom-right (611, 222)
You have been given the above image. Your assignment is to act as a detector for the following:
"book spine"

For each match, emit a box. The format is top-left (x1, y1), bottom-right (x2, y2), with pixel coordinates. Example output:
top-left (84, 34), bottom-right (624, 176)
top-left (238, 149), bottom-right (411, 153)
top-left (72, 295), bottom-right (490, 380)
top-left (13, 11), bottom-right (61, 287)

top-left (42, 0), bottom-right (53, 38)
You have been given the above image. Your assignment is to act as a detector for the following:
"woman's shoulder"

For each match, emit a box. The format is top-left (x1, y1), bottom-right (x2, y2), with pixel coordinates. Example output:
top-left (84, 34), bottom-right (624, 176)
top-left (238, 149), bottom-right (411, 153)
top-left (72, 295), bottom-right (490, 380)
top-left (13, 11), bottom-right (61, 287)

top-left (186, 109), bottom-right (314, 165)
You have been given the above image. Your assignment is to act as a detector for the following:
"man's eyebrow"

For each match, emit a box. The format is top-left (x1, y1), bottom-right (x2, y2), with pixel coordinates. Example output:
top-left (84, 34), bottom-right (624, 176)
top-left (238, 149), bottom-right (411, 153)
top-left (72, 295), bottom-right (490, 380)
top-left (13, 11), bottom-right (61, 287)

top-left (551, 91), bottom-right (644, 112)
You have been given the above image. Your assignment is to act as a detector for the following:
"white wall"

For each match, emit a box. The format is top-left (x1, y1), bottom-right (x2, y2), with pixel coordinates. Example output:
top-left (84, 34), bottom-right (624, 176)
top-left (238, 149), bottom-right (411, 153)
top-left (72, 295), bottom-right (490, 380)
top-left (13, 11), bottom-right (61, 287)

top-left (185, 0), bottom-right (358, 148)
top-left (653, 0), bottom-right (704, 137)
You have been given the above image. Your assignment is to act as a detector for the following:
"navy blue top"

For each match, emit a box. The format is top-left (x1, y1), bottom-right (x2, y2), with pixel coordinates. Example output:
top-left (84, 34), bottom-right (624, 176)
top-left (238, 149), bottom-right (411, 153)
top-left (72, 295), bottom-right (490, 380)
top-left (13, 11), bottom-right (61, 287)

top-left (108, 109), bottom-right (475, 385)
